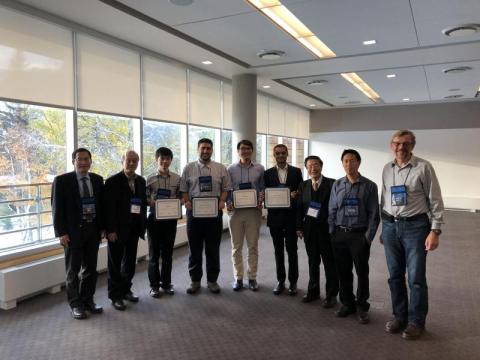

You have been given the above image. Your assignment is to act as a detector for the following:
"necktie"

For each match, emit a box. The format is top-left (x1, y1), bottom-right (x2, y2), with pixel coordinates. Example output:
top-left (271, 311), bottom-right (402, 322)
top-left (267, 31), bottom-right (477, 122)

top-left (129, 177), bottom-right (135, 194)
top-left (313, 181), bottom-right (318, 191)
top-left (81, 177), bottom-right (90, 198)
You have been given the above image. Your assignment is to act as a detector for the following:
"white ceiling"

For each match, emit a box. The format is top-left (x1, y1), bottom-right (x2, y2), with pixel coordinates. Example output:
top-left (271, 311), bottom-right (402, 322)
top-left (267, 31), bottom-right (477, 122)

top-left (7, 0), bottom-right (480, 109)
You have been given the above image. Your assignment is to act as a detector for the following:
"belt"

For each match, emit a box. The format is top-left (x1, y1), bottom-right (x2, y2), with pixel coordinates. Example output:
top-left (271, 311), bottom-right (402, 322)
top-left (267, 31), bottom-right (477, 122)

top-left (336, 226), bottom-right (367, 233)
top-left (381, 212), bottom-right (428, 223)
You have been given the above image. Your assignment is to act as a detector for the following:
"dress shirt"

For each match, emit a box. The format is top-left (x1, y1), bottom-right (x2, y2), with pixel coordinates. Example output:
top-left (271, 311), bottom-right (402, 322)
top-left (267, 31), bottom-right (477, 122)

top-left (227, 161), bottom-right (265, 193)
top-left (75, 172), bottom-right (93, 197)
top-left (381, 155), bottom-right (444, 230)
top-left (146, 170), bottom-right (181, 213)
top-left (275, 164), bottom-right (288, 184)
top-left (311, 176), bottom-right (323, 191)
top-left (328, 174), bottom-right (380, 242)
top-left (180, 159), bottom-right (231, 198)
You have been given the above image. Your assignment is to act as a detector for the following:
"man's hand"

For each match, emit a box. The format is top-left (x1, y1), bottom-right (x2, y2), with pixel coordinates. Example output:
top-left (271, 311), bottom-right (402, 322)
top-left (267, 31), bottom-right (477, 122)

top-left (379, 235), bottom-right (384, 245)
top-left (219, 200), bottom-right (225, 210)
top-left (425, 232), bottom-right (440, 251)
top-left (296, 230), bottom-right (303, 239)
top-left (107, 232), bottom-right (118, 243)
top-left (59, 234), bottom-right (70, 246)
top-left (184, 200), bottom-right (192, 210)
top-left (291, 190), bottom-right (298, 199)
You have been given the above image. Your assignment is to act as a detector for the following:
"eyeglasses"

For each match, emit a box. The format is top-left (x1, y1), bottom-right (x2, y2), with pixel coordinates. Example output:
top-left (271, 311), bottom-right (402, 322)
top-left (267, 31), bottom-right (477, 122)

top-left (391, 141), bottom-right (412, 147)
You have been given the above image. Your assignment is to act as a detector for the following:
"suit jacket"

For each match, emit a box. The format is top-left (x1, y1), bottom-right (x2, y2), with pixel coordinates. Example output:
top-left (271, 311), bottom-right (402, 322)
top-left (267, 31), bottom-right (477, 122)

top-left (103, 171), bottom-right (147, 239)
top-left (51, 171), bottom-right (104, 242)
top-left (264, 165), bottom-right (303, 228)
top-left (296, 177), bottom-right (335, 238)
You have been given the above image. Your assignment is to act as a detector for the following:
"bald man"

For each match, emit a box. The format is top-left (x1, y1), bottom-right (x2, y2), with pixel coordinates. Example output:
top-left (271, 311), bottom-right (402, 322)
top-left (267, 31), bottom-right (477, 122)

top-left (104, 150), bottom-right (147, 311)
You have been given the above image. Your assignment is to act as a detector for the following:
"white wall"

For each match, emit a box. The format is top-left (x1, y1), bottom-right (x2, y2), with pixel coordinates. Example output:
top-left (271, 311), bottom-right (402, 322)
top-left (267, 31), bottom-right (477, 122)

top-left (310, 129), bottom-right (480, 210)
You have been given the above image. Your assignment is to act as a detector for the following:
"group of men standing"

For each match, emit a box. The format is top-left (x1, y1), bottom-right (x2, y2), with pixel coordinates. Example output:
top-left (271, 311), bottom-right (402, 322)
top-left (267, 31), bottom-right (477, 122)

top-left (52, 129), bottom-right (443, 340)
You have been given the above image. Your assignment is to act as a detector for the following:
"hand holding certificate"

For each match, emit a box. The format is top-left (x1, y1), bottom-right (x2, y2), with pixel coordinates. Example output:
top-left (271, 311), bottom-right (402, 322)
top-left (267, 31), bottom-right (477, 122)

top-left (264, 187), bottom-right (291, 208)
top-left (155, 199), bottom-right (182, 220)
top-left (233, 189), bottom-right (258, 208)
top-left (192, 197), bottom-right (219, 218)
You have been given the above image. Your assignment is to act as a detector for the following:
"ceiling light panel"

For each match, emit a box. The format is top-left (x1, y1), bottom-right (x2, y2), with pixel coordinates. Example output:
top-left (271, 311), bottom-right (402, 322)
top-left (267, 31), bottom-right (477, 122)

top-left (340, 73), bottom-right (381, 102)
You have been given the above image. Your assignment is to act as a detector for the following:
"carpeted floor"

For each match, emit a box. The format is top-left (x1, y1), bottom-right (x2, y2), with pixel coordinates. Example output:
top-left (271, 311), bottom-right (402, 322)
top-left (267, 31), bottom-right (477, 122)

top-left (0, 210), bottom-right (479, 360)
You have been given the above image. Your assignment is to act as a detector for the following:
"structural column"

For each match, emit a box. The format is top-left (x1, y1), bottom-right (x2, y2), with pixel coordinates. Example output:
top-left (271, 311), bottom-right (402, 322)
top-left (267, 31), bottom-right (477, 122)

top-left (232, 73), bottom-right (257, 162)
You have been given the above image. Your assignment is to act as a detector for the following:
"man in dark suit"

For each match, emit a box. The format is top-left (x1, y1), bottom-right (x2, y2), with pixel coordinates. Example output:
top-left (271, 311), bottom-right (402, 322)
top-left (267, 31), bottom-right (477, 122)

top-left (104, 150), bottom-right (147, 311)
top-left (52, 148), bottom-right (104, 319)
top-left (264, 144), bottom-right (303, 295)
top-left (296, 156), bottom-right (339, 307)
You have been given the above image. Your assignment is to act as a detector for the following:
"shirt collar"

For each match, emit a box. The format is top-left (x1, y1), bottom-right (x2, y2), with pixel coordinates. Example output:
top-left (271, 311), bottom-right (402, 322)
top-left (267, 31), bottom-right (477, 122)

top-left (75, 172), bottom-right (90, 181)
top-left (341, 174), bottom-right (364, 184)
top-left (276, 164), bottom-right (288, 171)
top-left (391, 154), bottom-right (417, 168)
top-left (197, 159), bottom-right (211, 168)
top-left (157, 169), bottom-right (170, 177)
top-left (238, 160), bottom-right (254, 168)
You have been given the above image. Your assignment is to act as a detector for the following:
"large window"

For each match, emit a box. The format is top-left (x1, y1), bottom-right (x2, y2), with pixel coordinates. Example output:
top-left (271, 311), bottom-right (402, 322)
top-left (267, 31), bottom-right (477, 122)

top-left (0, 101), bottom-right (69, 251)
top-left (77, 112), bottom-right (136, 178)
top-left (188, 125), bottom-right (216, 162)
top-left (221, 130), bottom-right (232, 166)
top-left (143, 120), bottom-right (184, 175)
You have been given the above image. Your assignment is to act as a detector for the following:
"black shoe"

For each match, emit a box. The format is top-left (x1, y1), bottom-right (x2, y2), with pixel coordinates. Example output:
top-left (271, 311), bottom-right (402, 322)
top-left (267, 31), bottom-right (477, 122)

top-left (335, 305), bottom-right (356, 317)
top-left (302, 292), bottom-right (320, 303)
top-left (357, 309), bottom-right (370, 324)
top-left (207, 282), bottom-right (221, 294)
top-left (112, 299), bottom-right (126, 311)
top-left (71, 306), bottom-right (87, 320)
top-left (187, 282), bottom-right (201, 294)
top-left (124, 291), bottom-right (139, 303)
top-left (84, 301), bottom-right (103, 314)
top-left (162, 284), bottom-right (175, 295)
top-left (288, 284), bottom-right (297, 296)
top-left (232, 279), bottom-right (243, 291)
top-left (273, 282), bottom-right (285, 295)
top-left (150, 288), bottom-right (161, 298)
top-left (248, 279), bottom-right (259, 291)
top-left (322, 297), bottom-right (337, 309)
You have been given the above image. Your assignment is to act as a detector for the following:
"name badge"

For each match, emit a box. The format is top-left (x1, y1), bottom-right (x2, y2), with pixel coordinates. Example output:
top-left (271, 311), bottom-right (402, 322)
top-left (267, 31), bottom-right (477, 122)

top-left (156, 188), bottom-right (171, 199)
top-left (130, 197), bottom-right (142, 214)
top-left (391, 185), bottom-right (407, 206)
top-left (306, 201), bottom-right (321, 218)
top-left (199, 176), bottom-right (213, 192)
top-left (344, 197), bottom-right (359, 217)
top-left (81, 197), bottom-right (96, 218)
top-left (239, 182), bottom-right (252, 190)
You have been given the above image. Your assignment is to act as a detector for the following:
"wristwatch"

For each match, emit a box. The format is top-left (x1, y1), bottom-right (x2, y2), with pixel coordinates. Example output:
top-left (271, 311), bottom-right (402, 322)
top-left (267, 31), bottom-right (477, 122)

top-left (431, 229), bottom-right (442, 235)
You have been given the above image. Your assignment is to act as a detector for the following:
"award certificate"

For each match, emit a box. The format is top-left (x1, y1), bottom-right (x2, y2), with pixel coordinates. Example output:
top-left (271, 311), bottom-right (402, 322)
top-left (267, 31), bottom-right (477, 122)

top-left (155, 199), bottom-right (182, 220)
top-left (265, 187), bottom-right (291, 208)
top-left (192, 197), bottom-right (218, 218)
top-left (233, 189), bottom-right (257, 209)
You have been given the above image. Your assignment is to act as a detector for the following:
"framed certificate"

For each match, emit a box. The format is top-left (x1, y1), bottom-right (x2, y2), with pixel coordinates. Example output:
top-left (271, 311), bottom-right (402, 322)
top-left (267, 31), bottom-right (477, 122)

top-left (155, 199), bottom-right (182, 220)
top-left (265, 187), bottom-right (291, 208)
top-left (233, 189), bottom-right (257, 209)
top-left (192, 197), bottom-right (218, 218)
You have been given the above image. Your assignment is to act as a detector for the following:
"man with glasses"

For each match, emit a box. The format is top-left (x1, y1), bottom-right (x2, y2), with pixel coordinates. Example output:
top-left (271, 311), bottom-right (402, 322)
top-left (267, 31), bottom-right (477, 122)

top-left (264, 144), bottom-right (303, 295)
top-left (381, 130), bottom-right (444, 340)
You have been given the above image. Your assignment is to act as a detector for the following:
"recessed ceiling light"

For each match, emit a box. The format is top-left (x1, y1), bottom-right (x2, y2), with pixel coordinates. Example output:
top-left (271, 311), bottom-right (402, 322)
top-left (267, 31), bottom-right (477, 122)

top-left (201, 60), bottom-right (212, 65)
top-left (257, 50), bottom-right (285, 60)
top-left (444, 94), bottom-right (464, 99)
top-left (338, 96), bottom-right (348, 99)
top-left (402, 98), bottom-right (410, 101)
top-left (386, 74), bottom-right (396, 78)
top-left (448, 88), bottom-right (461, 92)
top-left (442, 66), bottom-right (472, 74)
top-left (309, 104), bottom-right (316, 107)
top-left (306, 79), bottom-right (328, 86)
top-left (442, 24), bottom-right (480, 37)
top-left (363, 40), bottom-right (377, 45)
top-left (262, 85), bottom-right (271, 89)
top-left (169, 0), bottom-right (194, 5)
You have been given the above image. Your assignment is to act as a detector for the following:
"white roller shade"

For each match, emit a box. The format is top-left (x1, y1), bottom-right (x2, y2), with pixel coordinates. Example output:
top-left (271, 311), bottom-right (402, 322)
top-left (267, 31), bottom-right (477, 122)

top-left (77, 34), bottom-right (140, 117)
top-left (285, 104), bottom-right (299, 137)
top-left (189, 71), bottom-right (221, 128)
top-left (0, 8), bottom-right (73, 107)
top-left (268, 98), bottom-right (285, 136)
top-left (223, 82), bottom-right (232, 129)
top-left (256, 94), bottom-right (268, 134)
top-left (143, 56), bottom-right (187, 123)
top-left (298, 109), bottom-right (310, 139)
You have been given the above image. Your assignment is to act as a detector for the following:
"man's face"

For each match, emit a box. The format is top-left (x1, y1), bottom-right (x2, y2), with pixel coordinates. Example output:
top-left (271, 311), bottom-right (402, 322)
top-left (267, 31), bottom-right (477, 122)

top-left (238, 144), bottom-right (253, 162)
top-left (391, 135), bottom-right (415, 163)
top-left (123, 152), bottom-right (139, 175)
top-left (73, 151), bottom-right (92, 175)
top-left (198, 142), bottom-right (213, 162)
top-left (342, 153), bottom-right (360, 176)
top-left (273, 146), bottom-right (288, 165)
top-left (157, 155), bottom-right (172, 171)
top-left (306, 159), bottom-right (322, 179)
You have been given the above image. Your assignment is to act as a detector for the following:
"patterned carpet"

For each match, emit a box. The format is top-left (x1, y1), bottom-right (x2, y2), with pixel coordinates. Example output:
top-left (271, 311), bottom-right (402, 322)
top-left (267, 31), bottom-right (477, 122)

top-left (0, 210), bottom-right (479, 360)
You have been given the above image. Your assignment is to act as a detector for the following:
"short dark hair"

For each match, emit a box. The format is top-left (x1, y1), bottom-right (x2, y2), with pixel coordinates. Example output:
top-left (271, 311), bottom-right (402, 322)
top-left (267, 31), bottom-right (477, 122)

top-left (72, 148), bottom-right (91, 161)
top-left (341, 149), bottom-right (361, 162)
top-left (198, 138), bottom-right (213, 148)
top-left (304, 155), bottom-right (323, 167)
top-left (155, 147), bottom-right (173, 160)
top-left (273, 144), bottom-right (288, 153)
top-left (237, 139), bottom-right (253, 150)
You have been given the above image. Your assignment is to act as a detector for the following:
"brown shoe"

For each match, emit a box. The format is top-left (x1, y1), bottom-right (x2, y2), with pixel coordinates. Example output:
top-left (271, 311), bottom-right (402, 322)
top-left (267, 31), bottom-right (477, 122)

top-left (402, 324), bottom-right (425, 340)
top-left (385, 318), bottom-right (406, 334)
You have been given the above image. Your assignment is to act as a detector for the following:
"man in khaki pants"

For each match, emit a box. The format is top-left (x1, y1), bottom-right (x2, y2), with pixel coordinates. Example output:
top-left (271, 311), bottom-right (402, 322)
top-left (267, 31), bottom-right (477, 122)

top-left (227, 140), bottom-right (265, 291)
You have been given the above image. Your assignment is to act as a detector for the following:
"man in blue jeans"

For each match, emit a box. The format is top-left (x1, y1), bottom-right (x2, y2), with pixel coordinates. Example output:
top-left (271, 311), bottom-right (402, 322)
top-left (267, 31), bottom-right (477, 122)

top-left (381, 129), bottom-right (444, 340)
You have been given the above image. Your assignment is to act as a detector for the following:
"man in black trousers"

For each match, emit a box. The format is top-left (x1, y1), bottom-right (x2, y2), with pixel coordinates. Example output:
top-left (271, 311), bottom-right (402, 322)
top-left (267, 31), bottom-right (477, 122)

top-left (104, 150), bottom-right (147, 311)
top-left (52, 148), bottom-right (104, 319)
top-left (264, 144), bottom-right (303, 295)
top-left (296, 156), bottom-right (339, 307)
